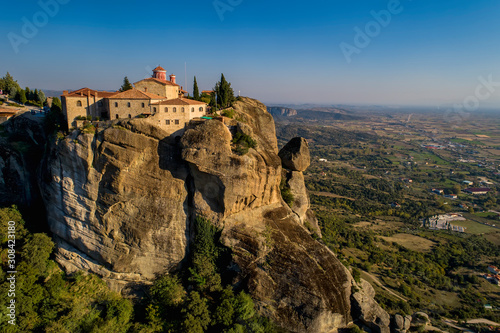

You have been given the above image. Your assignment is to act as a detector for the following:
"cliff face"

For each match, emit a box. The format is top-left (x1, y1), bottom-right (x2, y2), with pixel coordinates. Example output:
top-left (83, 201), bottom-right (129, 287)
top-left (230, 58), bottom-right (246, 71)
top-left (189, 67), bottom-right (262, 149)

top-left (40, 97), bottom-right (385, 332)
top-left (267, 106), bottom-right (298, 117)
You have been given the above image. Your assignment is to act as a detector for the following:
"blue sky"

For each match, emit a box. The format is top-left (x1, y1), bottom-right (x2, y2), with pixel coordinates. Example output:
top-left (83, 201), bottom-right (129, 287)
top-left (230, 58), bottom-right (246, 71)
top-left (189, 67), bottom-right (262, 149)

top-left (1, 0), bottom-right (499, 107)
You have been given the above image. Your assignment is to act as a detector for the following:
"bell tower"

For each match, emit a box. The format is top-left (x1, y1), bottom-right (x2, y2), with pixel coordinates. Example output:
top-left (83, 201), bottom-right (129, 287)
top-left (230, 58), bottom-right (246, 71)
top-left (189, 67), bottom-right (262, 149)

top-left (152, 66), bottom-right (167, 81)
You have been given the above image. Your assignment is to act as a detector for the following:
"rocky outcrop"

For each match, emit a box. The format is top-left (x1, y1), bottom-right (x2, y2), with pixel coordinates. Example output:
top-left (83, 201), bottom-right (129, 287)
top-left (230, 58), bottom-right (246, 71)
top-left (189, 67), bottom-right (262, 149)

top-left (0, 115), bottom-right (46, 216)
top-left (39, 97), bottom-right (387, 332)
top-left (392, 314), bottom-right (412, 333)
top-left (267, 106), bottom-right (297, 117)
top-left (279, 137), bottom-right (310, 172)
top-left (351, 279), bottom-right (391, 333)
top-left (411, 312), bottom-right (430, 327)
top-left (282, 163), bottom-right (321, 236)
top-left (39, 120), bottom-right (191, 289)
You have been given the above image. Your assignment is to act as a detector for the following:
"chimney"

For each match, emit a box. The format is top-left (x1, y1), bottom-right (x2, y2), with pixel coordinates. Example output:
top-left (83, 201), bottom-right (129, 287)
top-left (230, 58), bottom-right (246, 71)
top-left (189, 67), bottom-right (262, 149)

top-left (63, 90), bottom-right (68, 95)
top-left (170, 74), bottom-right (176, 84)
top-left (144, 87), bottom-right (148, 92)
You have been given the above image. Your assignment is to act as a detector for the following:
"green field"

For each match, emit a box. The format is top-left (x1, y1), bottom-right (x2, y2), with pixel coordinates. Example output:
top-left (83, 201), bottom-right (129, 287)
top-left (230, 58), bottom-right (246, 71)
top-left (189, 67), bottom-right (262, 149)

top-left (451, 220), bottom-right (498, 234)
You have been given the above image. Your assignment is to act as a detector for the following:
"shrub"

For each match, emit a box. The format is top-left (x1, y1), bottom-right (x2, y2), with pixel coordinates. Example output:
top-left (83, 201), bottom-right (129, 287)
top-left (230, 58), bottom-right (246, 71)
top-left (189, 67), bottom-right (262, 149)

top-left (232, 132), bottom-right (257, 155)
top-left (82, 122), bottom-right (95, 134)
top-left (221, 109), bottom-right (235, 118)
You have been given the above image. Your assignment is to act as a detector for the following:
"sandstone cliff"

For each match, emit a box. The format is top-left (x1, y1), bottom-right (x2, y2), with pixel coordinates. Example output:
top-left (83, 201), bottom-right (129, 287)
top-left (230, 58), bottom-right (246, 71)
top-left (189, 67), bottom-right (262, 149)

top-left (39, 97), bottom-right (387, 332)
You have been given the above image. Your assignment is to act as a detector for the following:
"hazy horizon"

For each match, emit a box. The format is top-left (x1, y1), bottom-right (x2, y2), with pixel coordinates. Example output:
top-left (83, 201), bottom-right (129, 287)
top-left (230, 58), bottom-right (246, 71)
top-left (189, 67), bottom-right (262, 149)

top-left (2, 0), bottom-right (500, 109)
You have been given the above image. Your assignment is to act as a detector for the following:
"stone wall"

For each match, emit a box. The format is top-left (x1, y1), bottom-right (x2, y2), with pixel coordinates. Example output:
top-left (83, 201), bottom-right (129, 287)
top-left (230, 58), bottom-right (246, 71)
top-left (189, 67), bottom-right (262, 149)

top-left (62, 95), bottom-right (109, 128)
top-left (108, 98), bottom-right (163, 120)
top-left (134, 80), bottom-right (179, 99)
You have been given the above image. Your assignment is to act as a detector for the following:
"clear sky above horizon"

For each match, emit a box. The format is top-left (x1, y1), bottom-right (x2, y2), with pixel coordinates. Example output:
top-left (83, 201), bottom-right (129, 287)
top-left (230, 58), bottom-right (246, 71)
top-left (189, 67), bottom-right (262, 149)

top-left (1, 0), bottom-right (499, 108)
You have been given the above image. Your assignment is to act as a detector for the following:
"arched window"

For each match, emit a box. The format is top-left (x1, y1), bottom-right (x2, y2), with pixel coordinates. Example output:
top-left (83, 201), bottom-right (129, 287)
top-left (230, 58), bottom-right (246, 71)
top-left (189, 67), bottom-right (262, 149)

top-left (181, 107), bottom-right (185, 112)
top-left (128, 114), bottom-right (131, 118)
top-left (142, 103), bottom-right (145, 108)
top-left (116, 114), bottom-right (119, 119)
top-left (173, 107), bottom-right (177, 113)
top-left (166, 120), bottom-right (170, 125)
top-left (114, 102), bottom-right (118, 107)
top-left (98, 100), bottom-right (103, 107)
top-left (127, 102), bottom-right (131, 107)
top-left (165, 107), bottom-right (168, 112)
top-left (191, 107), bottom-right (194, 112)
top-left (153, 107), bottom-right (157, 112)
top-left (199, 107), bottom-right (203, 112)
top-left (77, 101), bottom-right (82, 107)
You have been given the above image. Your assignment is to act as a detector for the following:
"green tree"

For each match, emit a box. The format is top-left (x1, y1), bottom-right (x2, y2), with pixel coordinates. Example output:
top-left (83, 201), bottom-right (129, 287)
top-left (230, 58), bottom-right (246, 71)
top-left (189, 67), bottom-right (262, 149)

top-left (181, 291), bottom-right (211, 333)
top-left (25, 87), bottom-right (31, 101)
top-left (193, 76), bottom-right (200, 101)
top-left (37, 90), bottom-right (46, 104)
top-left (0, 72), bottom-right (21, 97)
top-left (213, 73), bottom-right (235, 110)
top-left (18, 89), bottom-right (27, 104)
top-left (44, 97), bottom-right (66, 133)
top-left (120, 77), bottom-right (133, 92)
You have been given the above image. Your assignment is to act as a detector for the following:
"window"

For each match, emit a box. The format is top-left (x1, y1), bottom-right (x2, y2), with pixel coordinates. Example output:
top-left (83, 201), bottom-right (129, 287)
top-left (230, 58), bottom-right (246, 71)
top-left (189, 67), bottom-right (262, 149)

top-left (98, 100), bottom-right (103, 107)
top-left (175, 120), bottom-right (180, 125)
top-left (142, 103), bottom-right (145, 108)
top-left (199, 107), bottom-right (204, 112)
top-left (114, 102), bottom-right (118, 107)
top-left (166, 120), bottom-right (170, 125)
top-left (77, 101), bottom-right (82, 107)
top-left (116, 114), bottom-right (119, 119)
top-left (165, 107), bottom-right (168, 112)
top-left (191, 107), bottom-right (194, 112)
top-left (153, 107), bottom-right (157, 112)
top-left (181, 107), bottom-right (185, 112)
top-left (127, 102), bottom-right (131, 107)
top-left (173, 107), bottom-right (177, 113)
top-left (128, 114), bottom-right (131, 118)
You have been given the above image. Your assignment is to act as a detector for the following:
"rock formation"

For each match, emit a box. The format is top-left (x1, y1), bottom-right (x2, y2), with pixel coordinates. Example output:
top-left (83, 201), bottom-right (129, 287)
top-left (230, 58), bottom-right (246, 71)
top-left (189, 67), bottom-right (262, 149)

top-left (39, 97), bottom-right (388, 332)
top-left (279, 137), bottom-right (311, 172)
top-left (351, 279), bottom-right (391, 333)
top-left (267, 106), bottom-right (297, 117)
top-left (392, 314), bottom-right (412, 333)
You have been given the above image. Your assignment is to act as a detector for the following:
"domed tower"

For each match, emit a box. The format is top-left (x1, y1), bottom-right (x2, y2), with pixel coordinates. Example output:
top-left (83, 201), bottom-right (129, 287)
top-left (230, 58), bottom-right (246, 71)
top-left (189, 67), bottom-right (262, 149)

top-left (152, 66), bottom-right (167, 81)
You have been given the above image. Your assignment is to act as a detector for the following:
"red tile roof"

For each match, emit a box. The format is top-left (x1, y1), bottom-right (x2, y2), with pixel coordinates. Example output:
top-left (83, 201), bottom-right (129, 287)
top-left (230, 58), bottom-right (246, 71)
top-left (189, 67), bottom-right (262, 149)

top-left (153, 66), bottom-right (166, 71)
top-left (108, 88), bottom-right (167, 100)
top-left (151, 98), bottom-right (207, 106)
top-left (134, 77), bottom-right (179, 87)
top-left (63, 88), bottom-right (117, 98)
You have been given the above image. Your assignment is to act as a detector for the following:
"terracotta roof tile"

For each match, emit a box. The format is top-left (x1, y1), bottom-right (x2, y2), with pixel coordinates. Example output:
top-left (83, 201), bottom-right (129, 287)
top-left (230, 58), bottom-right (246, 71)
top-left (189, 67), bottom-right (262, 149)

top-left (151, 98), bottom-right (207, 106)
top-left (63, 88), bottom-right (117, 98)
top-left (134, 77), bottom-right (179, 87)
top-left (108, 88), bottom-right (167, 100)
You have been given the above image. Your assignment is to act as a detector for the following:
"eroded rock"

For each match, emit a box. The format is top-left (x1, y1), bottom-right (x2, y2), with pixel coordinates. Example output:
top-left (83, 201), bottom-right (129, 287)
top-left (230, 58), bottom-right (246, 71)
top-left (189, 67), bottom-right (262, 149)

top-left (279, 137), bottom-right (311, 172)
top-left (351, 279), bottom-right (391, 333)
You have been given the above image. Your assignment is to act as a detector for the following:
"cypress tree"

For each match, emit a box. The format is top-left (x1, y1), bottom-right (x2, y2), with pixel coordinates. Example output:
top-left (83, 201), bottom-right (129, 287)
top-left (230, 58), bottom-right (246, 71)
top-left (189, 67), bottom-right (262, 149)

top-left (193, 76), bottom-right (200, 101)
top-left (120, 77), bottom-right (133, 92)
top-left (215, 74), bottom-right (234, 109)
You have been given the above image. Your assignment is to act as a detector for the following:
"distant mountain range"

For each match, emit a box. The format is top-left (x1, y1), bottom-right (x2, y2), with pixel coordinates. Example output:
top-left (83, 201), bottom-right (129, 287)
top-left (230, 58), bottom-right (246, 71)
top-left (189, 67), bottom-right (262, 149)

top-left (41, 90), bottom-right (64, 98)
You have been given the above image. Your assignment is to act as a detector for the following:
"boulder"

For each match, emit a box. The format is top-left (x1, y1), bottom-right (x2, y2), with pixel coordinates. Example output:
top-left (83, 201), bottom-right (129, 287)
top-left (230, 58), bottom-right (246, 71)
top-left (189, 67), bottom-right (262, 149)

top-left (393, 313), bottom-right (412, 333)
top-left (411, 312), bottom-right (430, 326)
top-left (278, 137), bottom-right (310, 171)
top-left (351, 279), bottom-right (391, 333)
